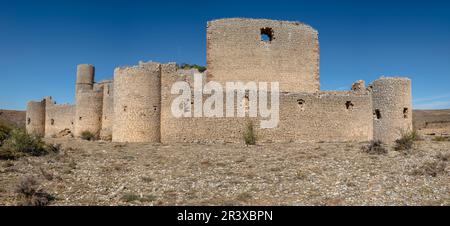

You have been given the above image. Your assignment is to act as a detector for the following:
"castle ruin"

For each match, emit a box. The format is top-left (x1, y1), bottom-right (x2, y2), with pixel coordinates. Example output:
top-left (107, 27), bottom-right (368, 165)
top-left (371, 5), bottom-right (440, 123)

top-left (25, 18), bottom-right (413, 144)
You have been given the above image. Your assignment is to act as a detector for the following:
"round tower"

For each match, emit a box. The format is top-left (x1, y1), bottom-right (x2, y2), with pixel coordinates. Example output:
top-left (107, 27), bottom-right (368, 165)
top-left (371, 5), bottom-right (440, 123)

top-left (371, 77), bottom-right (412, 143)
top-left (76, 64), bottom-right (95, 95)
top-left (26, 99), bottom-right (46, 136)
top-left (113, 62), bottom-right (161, 143)
top-left (74, 89), bottom-right (104, 138)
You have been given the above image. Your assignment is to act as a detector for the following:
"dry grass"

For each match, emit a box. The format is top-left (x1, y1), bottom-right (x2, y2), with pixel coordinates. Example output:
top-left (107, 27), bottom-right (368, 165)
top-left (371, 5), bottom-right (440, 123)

top-left (39, 167), bottom-right (54, 181)
top-left (411, 161), bottom-right (447, 177)
top-left (435, 152), bottom-right (450, 162)
top-left (236, 192), bottom-right (252, 202)
top-left (15, 176), bottom-right (54, 206)
top-left (394, 130), bottom-right (420, 152)
top-left (433, 136), bottom-right (450, 142)
top-left (0, 138), bottom-right (449, 206)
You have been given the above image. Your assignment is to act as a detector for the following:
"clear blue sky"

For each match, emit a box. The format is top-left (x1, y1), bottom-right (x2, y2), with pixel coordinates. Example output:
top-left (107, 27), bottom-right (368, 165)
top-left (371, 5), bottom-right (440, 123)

top-left (1, 0), bottom-right (449, 110)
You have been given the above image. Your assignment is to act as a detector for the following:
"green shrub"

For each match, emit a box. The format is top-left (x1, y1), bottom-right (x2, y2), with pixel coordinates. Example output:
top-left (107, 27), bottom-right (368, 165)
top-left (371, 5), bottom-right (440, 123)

top-left (362, 140), bottom-right (387, 155)
top-left (394, 130), bottom-right (420, 152)
top-left (176, 63), bottom-right (207, 73)
top-left (0, 129), bottom-right (56, 160)
top-left (0, 121), bottom-right (13, 145)
top-left (243, 121), bottom-right (256, 146)
top-left (80, 131), bottom-right (97, 141)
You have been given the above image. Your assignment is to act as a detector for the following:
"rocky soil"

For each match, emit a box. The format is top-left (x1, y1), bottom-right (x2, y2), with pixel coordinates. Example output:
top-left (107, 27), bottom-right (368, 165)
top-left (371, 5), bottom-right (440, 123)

top-left (1, 137), bottom-right (449, 206)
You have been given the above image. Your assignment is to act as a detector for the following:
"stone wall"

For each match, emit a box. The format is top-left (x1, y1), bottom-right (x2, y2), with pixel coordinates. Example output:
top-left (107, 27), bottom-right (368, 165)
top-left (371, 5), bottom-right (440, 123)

top-left (258, 91), bottom-right (373, 143)
top-left (161, 63), bottom-right (184, 143)
top-left (99, 80), bottom-right (114, 140)
top-left (207, 18), bottom-right (320, 93)
top-left (45, 103), bottom-right (75, 138)
top-left (113, 62), bottom-right (161, 142)
top-left (161, 66), bottom-right (373, 143)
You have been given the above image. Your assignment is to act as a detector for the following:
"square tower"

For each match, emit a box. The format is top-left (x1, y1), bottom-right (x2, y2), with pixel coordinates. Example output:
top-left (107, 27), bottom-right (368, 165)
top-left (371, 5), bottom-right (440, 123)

top-left (207, 18), bottom-right (320, 92)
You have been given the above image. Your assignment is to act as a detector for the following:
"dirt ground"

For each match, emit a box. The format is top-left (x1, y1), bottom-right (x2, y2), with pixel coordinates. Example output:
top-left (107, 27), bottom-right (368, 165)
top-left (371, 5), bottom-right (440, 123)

top-left (1, 137), bottom-right (449, 206)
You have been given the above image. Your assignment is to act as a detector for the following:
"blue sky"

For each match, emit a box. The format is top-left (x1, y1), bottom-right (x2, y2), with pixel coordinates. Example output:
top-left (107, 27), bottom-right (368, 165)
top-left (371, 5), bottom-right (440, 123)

top-left (0, 0), bottom-right (449, 110)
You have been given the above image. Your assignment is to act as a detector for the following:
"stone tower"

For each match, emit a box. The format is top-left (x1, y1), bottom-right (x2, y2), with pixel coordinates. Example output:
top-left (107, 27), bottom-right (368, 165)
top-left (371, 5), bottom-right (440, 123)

top-left (207, 18), bottom-right (320, 92)
top-left (371, 77), bottom-right (413, 143)
top-left (25, 99), bottom-right (46, 136)
top-left (112, 62), bottom-right (161, 143)
top-left (74, 64), bottom-right (103, 137)
top-left (75, 64), bottom-right (95, 96)
top-left (74, 88), bottom-right (103, 137)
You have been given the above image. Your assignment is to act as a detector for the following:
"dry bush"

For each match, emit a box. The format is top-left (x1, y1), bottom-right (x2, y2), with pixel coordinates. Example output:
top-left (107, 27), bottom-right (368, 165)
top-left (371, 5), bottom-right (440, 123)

top-left (39, 167), bottom-right (54, 181)
top-left (80, 131), bottom-right (98, 141)
top-left (394, 130), bottom-right (420, 152)
top-left (243, 121), bottom-right (256, 146)
top-left (68, 159), bottom-right (77, 169)
top-left (121, 193), bottom-right (139, 202)
top-left (411, 161), bottom-right (447, 177)
top-left (435, 152), bottom-right (450, 162)
top-left (362, 140), bottom-right (388, 155)
top-left (433, 136), bottom-right (450, 142)
top-left (140, 195), bottom-right (157, 202)
top-left (120, 193), bottom-right (157, 203)
top-left (141, 176), bottom-right (153, 183)
top-left (15, 176), bottom-right (54, 206)
top-left (236, 192), bottom-right (252, 202)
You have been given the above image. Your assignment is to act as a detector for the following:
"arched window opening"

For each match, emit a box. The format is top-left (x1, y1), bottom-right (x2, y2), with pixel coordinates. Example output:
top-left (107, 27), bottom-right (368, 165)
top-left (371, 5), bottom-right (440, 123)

top-left (260, 27), bottom-right (274, 43)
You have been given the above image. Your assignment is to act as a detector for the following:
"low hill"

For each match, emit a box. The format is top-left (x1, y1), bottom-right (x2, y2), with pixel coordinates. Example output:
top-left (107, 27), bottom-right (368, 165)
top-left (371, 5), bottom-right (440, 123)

top-left (0, 109), bottom-right (26, 128)
top-left (413, 109), bottom-right (450, 134)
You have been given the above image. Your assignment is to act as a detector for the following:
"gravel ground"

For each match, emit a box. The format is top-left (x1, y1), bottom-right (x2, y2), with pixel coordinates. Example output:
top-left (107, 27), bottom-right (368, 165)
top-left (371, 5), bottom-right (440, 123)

top-left (0, 138), bottom-right (449, 206)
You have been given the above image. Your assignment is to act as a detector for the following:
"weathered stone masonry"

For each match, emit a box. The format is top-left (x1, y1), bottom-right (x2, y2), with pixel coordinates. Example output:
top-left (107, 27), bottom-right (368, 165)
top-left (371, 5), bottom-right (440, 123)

top-left (26, 18), bottom-right (413, 144)
top-left (207, 18), bottom-right (320, 93)
top-left (113, 62), bottom-right (161, 143)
